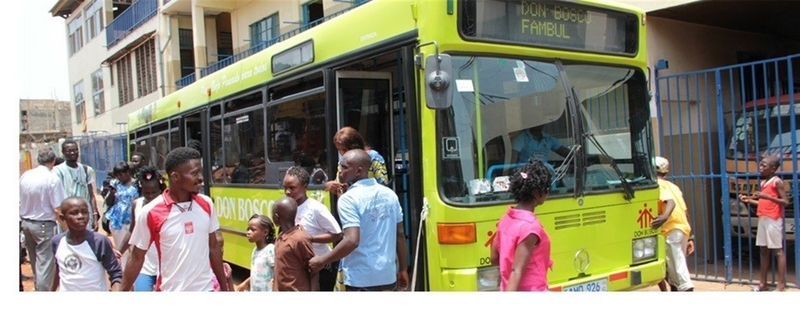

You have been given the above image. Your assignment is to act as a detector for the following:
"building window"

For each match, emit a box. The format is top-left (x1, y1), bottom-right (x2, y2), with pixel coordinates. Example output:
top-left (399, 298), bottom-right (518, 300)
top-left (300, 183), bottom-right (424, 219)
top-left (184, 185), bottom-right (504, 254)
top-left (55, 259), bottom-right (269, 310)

top-left (68, 14), bottom-right (84, 56)
top-left (178, 28), bottom-right (195, 78)
top-left (218, 31), bottom-right (233, 59)
top-left (249, 14), bottom-right (279, 48)
top-left (116, 56), bottom-right (134, 106)
top-left (20, 110), bottom-right (28, 132)
top-left (216, 97), bottom-right (265, 184)
top-left (85, 0), bottom-right (104, 41)
top-left (91, 69), bottom-right (105, 116)
top-left (302, 0), bottom-right (323, 28)
top-left (135, 39), bottom-right (157, 97)
top-left (74, 80), bottom-right (86, 123)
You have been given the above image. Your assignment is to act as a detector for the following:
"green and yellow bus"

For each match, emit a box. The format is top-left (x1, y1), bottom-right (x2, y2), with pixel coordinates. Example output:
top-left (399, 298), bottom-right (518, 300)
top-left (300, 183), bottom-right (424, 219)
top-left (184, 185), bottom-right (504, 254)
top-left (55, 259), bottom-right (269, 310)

top-left (127, 0), bottom-right (664, 291)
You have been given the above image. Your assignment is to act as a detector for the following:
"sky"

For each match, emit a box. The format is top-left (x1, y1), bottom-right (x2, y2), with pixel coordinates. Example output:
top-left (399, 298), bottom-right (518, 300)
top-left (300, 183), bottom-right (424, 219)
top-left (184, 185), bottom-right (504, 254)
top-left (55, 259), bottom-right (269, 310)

top-left (3, 1), bottom-right (68, 242)
top-left (19, 1), bottom-right (70, 101)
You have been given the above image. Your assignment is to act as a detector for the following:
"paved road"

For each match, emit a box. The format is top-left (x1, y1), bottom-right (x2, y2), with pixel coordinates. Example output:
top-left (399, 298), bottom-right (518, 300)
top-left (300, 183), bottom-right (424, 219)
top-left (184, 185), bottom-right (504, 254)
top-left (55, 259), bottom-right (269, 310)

top-left (21, 258), bottom-right (798, 292)
top-left (19, 222), bottom-right (797, 292)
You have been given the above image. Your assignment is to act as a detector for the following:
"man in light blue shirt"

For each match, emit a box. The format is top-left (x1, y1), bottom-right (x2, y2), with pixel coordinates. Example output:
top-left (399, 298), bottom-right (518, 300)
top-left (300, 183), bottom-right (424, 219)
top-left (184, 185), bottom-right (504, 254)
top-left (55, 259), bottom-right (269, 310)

top-left (308, 149), bottom-right (409, 291)
top-left (511, 125), bottom-right (571, 164)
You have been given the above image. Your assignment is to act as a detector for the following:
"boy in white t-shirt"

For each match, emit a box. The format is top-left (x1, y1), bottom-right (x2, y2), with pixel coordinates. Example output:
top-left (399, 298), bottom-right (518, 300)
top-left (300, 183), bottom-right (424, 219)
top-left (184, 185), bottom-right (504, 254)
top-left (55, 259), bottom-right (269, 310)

top-left (283, 166), bottom-right (342, 291)
top-left (51, 197), bottom-right (122, 291)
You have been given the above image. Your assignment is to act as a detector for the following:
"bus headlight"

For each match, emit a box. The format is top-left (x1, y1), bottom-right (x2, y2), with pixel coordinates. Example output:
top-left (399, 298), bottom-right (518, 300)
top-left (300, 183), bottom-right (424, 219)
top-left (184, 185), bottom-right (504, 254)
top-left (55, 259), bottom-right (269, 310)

top-left (632, 236), bottom-right (657, 262)
top-left (477, 266), bottom-right (500, 291)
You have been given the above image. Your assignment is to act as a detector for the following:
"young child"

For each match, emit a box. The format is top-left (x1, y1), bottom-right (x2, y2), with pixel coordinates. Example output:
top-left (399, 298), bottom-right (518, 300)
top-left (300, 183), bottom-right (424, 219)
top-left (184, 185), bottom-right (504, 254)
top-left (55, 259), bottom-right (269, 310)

top-left (272, 197), bottom-right (319, 291)
top-left (490, 160), bottom-right (553, 291)
top-left (51, 197), bottom-right (123, 291)
top-left (236, 214), bottom-right (277, 291)
top-left (212, 231), bottom-right (235, 292)
top-left (650, 156), bottom-right (694, 292)
top-left (118, 165), bottom-right (165, 291)
top-left (739, 154), bottom-right (789, 292)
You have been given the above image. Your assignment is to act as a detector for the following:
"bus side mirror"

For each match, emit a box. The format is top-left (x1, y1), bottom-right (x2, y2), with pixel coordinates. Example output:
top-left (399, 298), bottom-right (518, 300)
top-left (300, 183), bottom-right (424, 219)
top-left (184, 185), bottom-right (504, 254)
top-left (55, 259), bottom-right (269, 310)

top-left (425, 54), bottom-right (453, 109)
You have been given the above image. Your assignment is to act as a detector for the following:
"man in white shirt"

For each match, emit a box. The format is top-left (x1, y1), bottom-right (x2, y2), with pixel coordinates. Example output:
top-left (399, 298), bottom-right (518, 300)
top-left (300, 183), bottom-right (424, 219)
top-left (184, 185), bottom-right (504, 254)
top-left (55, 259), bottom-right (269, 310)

top-left (19, 148), bottom-right (68, 291)
top-left (121, 147), bottom-right (228, 291)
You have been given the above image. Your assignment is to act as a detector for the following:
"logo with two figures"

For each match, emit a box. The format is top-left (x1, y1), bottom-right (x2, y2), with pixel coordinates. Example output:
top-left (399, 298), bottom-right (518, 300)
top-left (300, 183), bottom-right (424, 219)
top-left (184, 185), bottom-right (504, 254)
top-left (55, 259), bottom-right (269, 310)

top-left (636, 203), bottom-right (655, 229)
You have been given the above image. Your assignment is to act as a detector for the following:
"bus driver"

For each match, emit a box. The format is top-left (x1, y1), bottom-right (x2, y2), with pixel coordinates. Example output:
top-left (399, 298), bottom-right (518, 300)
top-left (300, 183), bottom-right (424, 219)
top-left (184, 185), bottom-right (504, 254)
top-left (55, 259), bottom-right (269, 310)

top-left (510, 125), bottom-right (571, 165)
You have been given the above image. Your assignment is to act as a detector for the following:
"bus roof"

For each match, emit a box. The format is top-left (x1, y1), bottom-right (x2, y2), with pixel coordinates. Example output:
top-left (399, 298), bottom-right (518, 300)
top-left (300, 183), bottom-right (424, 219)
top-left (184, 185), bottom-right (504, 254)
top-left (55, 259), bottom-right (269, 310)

top-left (127, 0), bottom-right (417, 130)
top-left (127, 0), bottom-right (647, 131)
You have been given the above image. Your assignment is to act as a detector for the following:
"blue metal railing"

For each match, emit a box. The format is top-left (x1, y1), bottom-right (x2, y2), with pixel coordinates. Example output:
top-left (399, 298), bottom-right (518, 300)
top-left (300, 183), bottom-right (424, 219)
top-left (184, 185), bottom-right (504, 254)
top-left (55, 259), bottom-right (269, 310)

top-left (654, 54), bottom-right (800, 288)
top-left (176, 2), bottom-right (367, 89)
top-left (176, 73), bottom-right (196, 89)
top-left (106, 0), bottom-right (158, 48)
top-left (74, 134), bottom-right (128, 192)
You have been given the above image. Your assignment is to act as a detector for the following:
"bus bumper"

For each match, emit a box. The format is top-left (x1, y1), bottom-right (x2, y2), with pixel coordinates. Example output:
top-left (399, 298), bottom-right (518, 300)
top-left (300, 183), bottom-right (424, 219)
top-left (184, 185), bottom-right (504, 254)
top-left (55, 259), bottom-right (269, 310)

top-left (437, 259), bottom-right (665, 291)
top-left (550, 259), bottom-right (666, 291)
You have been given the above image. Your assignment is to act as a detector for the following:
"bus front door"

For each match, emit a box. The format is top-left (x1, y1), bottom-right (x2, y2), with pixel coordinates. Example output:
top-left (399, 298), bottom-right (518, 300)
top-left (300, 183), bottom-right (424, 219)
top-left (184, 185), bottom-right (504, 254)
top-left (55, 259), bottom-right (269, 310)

top-left (334, 70), bottom-right (413, 266)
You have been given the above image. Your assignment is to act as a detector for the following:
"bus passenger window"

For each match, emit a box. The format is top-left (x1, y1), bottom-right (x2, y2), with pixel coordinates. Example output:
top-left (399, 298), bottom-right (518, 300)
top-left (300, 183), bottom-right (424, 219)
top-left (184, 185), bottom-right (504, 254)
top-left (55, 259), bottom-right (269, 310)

top-left (309, 150), bottom-right (329, 185)
top-left (210, 119), bottom-right (224, 184)
top-left (267, 93), bottom-right (326, 165)
top-left (221, 109), bottom-right (265, 184)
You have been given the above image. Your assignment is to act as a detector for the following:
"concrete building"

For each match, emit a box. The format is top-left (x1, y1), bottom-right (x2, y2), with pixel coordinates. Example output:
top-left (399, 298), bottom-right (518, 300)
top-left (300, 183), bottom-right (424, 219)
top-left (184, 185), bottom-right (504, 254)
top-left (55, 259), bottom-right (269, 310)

top-left (50, 0), bottom-right (368, 137)
top-left (19, 99), bottom-right (72, 147)
top-left (50, 0), bottom-right (160, 137)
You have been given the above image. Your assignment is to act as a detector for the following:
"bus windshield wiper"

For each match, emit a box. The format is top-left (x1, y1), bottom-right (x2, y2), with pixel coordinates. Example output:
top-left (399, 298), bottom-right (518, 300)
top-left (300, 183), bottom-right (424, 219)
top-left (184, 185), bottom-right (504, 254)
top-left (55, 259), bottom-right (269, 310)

top-left (584, 130), bottom-right (635, 201)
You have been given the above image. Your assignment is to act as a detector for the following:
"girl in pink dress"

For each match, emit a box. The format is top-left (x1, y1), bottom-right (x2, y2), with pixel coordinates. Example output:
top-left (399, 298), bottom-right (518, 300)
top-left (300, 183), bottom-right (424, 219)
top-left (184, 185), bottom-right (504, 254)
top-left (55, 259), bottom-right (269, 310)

top-left (490, 160), bottom-right (553, 291)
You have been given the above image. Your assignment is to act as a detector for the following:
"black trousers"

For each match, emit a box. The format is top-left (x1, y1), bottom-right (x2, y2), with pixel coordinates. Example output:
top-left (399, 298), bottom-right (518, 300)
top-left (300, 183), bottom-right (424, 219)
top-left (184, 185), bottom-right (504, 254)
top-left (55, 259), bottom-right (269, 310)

top-left (345, 282), bottom-right (397, 292)
top-left (318, 261), bottom-right (338, 291)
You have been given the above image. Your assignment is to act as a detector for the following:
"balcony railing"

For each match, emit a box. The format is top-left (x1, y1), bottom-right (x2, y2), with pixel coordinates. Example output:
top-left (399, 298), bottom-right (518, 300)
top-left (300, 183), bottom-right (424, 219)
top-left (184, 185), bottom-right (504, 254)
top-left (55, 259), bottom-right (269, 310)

top-left (106, 0), bottom-right (159, 48)
top-left (176, 73), bottom-right (196, 89)
top-left (176, 2), bottom-right (366, 89)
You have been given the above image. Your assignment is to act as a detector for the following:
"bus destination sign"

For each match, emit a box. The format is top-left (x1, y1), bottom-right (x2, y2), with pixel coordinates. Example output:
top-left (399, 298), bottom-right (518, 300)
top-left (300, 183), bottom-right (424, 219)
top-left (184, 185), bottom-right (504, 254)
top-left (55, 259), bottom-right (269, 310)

top-left (460, 0), bottom-right (638, 55)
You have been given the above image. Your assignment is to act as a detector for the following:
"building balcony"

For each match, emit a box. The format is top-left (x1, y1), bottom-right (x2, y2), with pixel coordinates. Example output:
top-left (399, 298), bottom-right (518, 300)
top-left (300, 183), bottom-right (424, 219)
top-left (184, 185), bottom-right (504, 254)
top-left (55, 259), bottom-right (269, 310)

top-left (175, 3), bottom-right (361, 89)
top-left (106, 0), bottom-right (159, 48)
top-left (161, 0), bottom-right (257, 15)
top-left (176, 73), bottom-right (196, 89)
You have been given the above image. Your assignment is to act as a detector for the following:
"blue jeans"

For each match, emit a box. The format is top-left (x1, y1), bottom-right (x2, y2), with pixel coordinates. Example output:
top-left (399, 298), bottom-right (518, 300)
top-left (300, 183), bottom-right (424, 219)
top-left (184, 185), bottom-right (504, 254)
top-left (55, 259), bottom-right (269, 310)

top-left (134, 274), bottom-right (157, 291)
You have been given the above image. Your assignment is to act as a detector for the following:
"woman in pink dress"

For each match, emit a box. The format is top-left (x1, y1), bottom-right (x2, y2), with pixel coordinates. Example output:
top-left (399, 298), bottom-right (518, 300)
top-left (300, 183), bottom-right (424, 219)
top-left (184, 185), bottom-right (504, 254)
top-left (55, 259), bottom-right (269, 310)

top-left (490, 159), bottom-right (554, 291)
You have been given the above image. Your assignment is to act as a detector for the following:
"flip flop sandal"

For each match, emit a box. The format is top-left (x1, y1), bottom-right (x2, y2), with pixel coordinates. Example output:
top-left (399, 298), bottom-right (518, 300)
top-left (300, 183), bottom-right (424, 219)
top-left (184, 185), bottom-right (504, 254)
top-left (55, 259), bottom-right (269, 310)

top-left (752, 286), bottom-right (768, 292)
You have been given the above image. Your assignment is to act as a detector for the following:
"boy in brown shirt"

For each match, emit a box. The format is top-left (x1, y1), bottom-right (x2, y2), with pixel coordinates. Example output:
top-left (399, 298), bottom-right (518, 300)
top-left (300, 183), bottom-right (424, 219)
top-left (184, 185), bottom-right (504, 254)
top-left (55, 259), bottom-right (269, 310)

top-left (272, 197), bottom-right (319, 291)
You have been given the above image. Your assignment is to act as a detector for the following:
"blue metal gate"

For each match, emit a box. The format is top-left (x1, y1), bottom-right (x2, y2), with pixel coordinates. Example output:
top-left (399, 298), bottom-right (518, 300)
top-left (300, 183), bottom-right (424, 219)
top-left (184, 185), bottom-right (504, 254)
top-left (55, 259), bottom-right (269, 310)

top-left (654, 54), bottom-right (799, 288)
top-left (74, 134), bottom-right (129, 190)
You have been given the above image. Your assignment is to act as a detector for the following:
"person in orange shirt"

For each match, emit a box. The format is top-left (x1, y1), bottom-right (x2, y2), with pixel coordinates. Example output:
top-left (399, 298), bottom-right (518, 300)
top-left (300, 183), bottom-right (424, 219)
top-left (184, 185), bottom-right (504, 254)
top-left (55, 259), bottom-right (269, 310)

top-left (651, 156), bottom-right (694, 292)
top-left (739, 155), bottom-right (789, 292)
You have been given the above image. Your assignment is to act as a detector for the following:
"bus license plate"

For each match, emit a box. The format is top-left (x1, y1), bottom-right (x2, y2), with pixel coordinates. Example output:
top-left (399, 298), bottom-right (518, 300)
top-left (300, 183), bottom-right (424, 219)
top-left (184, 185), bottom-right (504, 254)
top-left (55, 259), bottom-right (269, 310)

top-left (563, 279), bottom-right (608, 292)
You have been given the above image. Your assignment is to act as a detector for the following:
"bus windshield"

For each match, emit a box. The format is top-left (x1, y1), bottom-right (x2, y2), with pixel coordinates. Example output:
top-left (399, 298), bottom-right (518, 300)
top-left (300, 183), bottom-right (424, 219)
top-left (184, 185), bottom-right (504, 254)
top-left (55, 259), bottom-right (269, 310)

top-left (436, 55), bottom-right (655, 205)
top-left (727, 104), bottom-right (800, 159)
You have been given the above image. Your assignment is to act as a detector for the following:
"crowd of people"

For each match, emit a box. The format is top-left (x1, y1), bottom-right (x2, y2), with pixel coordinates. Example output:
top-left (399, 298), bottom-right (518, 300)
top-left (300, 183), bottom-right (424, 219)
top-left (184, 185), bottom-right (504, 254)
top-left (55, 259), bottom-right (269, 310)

top-left (19, 127), bottom-right (790, 292)
top-left (18, 126), bottom-right (408, 292)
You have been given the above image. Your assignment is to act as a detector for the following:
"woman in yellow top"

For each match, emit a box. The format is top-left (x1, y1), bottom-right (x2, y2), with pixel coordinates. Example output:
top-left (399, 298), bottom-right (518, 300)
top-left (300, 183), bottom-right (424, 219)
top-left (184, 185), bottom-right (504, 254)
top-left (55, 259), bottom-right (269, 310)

top-left (324, 126), bottom-right (389, 196)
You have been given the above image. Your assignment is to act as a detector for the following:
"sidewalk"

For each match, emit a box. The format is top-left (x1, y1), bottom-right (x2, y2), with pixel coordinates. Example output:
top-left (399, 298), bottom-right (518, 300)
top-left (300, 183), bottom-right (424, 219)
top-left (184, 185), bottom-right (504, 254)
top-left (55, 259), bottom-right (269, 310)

top-left (637, 280), bottom-right (800, 292)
